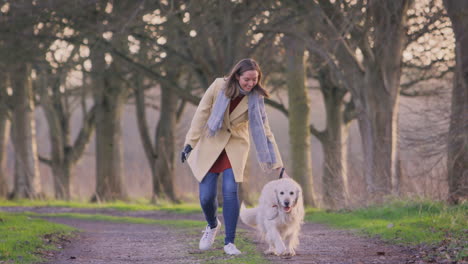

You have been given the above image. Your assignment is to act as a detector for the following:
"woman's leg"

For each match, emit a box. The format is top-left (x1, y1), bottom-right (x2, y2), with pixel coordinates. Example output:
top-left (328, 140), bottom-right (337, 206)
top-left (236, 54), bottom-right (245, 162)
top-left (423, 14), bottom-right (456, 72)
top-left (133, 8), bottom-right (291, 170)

top-left (222, 168), bottom-right (240, 245)
top-left (199, 172), bottom-right (219, 228)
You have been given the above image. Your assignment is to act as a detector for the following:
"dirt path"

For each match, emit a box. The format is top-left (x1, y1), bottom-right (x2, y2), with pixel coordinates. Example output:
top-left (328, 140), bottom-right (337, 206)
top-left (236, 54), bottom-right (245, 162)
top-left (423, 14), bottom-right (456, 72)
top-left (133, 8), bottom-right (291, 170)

top-left (259, 223), bottom-right (415, 264)
top-left (1, 207), bottom-right (421, 264)
top-left (38, 217), bottom-right (199, 264)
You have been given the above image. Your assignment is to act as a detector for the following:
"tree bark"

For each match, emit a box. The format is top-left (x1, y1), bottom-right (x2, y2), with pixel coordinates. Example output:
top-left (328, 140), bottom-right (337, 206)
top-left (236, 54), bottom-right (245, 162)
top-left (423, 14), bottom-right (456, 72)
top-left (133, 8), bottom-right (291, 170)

top-left (10, 64), bottom-right (41, 199)
top-left (133, 81), bottom-right (163, 202)
top-left (443, 0), bottom-right (468, 203)
top-left (90, 48), bottom-right (127, 202)
top-left (284, 34), bottom-right (316, 206)
top-left (359, 65), bottom-right (401, 200)
top-left (0, 105), bottom-right (10, 198)
top-left (154, 85), bottom-right (178, 202)
top-left (357, 0), bottom-right (410, 202)
top-left (316, 68), bottom-right (351, 209)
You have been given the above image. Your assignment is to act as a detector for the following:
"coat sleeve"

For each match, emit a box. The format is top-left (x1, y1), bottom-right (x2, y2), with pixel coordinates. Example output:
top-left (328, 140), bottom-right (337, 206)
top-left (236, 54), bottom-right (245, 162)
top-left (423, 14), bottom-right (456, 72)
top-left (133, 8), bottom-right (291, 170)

top-left (262, 98), bottom-right (284, 170)
top-left (184, 79), bottom-right (218, 148)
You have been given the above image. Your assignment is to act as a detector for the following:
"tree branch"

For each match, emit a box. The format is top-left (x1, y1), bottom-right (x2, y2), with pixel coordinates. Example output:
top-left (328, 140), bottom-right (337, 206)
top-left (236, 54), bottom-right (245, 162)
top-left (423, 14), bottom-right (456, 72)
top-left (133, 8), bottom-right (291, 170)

top-left (310, 124), bottom-right (327, 142)
top-left (69, 104), bottom-right (97, 164)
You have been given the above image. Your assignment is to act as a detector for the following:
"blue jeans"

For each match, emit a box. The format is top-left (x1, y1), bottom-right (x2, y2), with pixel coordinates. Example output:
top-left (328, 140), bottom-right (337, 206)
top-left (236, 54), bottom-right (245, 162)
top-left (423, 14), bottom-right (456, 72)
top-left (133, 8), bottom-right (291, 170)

top-left (199, 168), bottom-right (239, 245)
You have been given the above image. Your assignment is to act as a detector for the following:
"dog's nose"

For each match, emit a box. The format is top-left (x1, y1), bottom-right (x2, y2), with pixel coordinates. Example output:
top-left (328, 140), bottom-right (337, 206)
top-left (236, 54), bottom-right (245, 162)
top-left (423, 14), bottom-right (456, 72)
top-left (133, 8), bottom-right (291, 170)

top-left (284, 201), bottom-right (290, 207)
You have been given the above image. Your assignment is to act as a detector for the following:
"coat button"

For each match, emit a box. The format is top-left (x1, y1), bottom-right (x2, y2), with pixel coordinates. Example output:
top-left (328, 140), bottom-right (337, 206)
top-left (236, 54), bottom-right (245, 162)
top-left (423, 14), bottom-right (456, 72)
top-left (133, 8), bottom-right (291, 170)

top-left (227, 129), bottom-right (231, 133)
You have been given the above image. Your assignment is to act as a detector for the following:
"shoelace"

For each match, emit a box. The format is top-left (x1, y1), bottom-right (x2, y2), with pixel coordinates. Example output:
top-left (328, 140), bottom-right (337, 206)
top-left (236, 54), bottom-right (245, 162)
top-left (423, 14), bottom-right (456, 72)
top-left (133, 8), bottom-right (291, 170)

top-left (201, 227), bottom-right (211, 239)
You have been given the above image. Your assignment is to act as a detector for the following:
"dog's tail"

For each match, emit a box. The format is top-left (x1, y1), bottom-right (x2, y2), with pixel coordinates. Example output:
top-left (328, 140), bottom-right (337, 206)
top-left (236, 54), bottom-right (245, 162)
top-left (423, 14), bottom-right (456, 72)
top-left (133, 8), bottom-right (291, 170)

top-left (239, 202), bottom-right (257, 228)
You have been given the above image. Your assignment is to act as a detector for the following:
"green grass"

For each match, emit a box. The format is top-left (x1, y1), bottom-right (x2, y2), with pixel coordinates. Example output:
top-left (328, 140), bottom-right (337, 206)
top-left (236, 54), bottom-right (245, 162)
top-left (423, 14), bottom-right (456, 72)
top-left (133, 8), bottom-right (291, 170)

top-left (24, 212), bottom-right (207, 229)
top-left (305, 200), bottom-right (467, 248)
top-left (0, 212), bottom-right (76, 264)
top-left (0, 199), bottom-right (203, 214)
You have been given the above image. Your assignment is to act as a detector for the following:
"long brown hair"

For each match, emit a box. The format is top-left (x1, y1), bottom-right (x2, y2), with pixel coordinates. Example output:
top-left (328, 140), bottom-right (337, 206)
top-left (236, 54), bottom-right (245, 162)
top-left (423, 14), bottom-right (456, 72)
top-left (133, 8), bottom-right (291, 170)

top-left (224, 58), bottom-right (269, 99)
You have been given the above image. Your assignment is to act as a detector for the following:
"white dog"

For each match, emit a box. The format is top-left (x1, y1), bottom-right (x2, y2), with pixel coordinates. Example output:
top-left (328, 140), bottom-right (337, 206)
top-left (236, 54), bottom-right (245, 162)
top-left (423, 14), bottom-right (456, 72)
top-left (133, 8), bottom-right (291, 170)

top-left (240, 178), bottom-right (304, 256)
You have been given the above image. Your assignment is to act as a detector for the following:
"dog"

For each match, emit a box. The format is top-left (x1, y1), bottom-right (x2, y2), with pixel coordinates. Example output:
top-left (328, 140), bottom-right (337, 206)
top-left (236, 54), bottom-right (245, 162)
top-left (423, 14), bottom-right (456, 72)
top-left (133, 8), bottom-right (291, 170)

top-left (240, 178), bottom-right (304, 256)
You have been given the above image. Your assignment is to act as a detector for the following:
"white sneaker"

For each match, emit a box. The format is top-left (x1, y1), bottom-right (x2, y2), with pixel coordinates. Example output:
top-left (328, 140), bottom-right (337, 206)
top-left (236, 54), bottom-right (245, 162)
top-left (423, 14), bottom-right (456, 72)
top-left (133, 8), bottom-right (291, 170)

top-left (224, 243), bottom-right (241, 255)
top-left (199, 218), bottom-right (221, 250)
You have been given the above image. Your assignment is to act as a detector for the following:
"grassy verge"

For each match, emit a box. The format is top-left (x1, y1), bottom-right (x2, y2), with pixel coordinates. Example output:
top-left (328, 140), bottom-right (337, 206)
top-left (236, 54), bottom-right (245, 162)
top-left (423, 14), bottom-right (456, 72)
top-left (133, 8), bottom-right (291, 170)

top-left (26, 212), bottom-right (207, 229)
top-left (306, 200), bottom-right (467, 259)
top-left (0, 199), bottom-right (203, 214)
top-left (0, 212), bottom-right (76, 264)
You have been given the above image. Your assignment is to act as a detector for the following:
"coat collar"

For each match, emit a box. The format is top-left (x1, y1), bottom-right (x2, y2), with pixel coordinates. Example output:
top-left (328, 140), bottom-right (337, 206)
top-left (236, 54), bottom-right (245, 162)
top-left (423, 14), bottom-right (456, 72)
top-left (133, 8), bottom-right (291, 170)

top-left (229, 95), bottom-right (248, 121)
top-left (222, 95), bottom-right (248, 129)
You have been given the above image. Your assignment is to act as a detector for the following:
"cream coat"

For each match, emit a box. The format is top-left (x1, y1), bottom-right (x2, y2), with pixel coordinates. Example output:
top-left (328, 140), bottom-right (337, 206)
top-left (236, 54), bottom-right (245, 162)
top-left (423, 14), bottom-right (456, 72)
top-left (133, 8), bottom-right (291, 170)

top-left (184, 78), bottom-right (283, 182)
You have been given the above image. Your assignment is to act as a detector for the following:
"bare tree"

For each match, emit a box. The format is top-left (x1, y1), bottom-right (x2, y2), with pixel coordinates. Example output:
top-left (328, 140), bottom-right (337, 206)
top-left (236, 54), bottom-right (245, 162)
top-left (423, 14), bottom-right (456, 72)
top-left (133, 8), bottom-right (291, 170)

top-left (443, 0), bottom-right (468, 204)
top-left (37, 70), bottom-right (96, 200)
top-left (295, 0), bottom-right (413, 202)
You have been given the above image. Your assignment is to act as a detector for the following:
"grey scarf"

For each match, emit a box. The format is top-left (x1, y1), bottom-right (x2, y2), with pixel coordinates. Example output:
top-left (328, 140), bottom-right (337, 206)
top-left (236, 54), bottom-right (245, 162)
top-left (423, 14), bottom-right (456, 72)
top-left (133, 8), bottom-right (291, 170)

top-left (206, 84), bottom-right (277, 170)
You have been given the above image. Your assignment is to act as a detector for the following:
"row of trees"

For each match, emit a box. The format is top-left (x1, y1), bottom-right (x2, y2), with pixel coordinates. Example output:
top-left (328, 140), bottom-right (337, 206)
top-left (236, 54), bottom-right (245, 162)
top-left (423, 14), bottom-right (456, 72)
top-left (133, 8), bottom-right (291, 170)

top-left (0, 0), bottom-right (465, 207)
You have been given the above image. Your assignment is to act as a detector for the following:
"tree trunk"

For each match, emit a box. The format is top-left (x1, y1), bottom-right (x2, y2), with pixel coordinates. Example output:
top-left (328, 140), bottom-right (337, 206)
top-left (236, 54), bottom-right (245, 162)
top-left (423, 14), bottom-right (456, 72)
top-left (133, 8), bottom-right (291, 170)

top-left (284, 34), bottom-right (315, 206)
top-left (134, 81), bottom-right (164, 203)
top-left (358, 67), bottom-right (401, 201)
top-left (446, 59), bottom-right (468, 203)
top-left (443, 0), bottom-right (468, 203)
top-left (48, 115), bottom-right (71, 200)
top-left (93, 84), bottom-right (127, 201)
top-left (357, 0), bottom-right (410, 202)
top-left (0, 108), bottom-right (10, 197)
top-left (318, 76), bottom-right (350, 209)
top-left (40, 84), bottom-right (70, 199)
top-left (51, 162), bottom-right (72, 200)
top-left (10, 64), bottom-right (41, 199)
top-left (91, 50), bottom-right (127, 202)
top-left (358, 67), bottom-right (402, 202)
top-left (154, 86), bottom-right (178, 202)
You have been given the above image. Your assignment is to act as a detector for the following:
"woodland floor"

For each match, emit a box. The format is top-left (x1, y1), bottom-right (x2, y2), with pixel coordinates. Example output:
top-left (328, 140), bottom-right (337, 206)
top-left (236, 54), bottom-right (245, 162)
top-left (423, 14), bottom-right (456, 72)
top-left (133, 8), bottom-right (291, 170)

top-left (0, 206), bottom-right (461, 264)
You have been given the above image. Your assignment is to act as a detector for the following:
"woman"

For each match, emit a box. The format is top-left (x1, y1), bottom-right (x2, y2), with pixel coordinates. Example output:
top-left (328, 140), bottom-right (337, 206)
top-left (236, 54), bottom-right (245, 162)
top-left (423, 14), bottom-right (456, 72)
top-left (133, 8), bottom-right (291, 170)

top-left (181, 58), bottom-right (286, 255)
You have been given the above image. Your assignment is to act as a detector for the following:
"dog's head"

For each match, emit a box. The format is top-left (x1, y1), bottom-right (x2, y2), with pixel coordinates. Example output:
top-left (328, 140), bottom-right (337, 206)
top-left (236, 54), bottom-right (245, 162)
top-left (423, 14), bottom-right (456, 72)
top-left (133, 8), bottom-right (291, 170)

top-left (274, 178), bottom-right (302, 214)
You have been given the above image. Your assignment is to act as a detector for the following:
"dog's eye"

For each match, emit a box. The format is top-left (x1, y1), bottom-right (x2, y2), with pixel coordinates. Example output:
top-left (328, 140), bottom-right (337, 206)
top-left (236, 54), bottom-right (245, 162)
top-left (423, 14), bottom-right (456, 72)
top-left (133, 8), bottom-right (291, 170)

top-left (290, 192), bottom-right (294, 195)
top-left (280, 192), bottom-right (284, 195)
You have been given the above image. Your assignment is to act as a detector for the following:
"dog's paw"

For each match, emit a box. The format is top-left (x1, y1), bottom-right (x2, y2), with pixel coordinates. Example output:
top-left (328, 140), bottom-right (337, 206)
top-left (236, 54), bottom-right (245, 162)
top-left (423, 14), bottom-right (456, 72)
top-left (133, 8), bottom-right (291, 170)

top-left (284, 248), bottom-right (296, 256)
top-left (275, 247), bottom-right (287, 256)
top-left (264, 249), bottom-right (275, 255)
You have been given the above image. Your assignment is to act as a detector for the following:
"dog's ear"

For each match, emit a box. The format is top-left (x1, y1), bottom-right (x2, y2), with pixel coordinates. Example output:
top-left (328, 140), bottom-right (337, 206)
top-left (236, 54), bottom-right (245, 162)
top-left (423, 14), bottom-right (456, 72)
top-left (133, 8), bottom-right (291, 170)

top-left (266, 190), bottom-right (280, 220)
top-left (294, 189), bottom-right (301, 205)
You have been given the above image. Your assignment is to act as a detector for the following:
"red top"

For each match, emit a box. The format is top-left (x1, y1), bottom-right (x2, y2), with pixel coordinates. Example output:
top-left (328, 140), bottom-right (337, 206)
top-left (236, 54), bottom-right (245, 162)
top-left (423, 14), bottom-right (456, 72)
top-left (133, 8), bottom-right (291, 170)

top-left (209, 95), bottom-right (245, 173)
